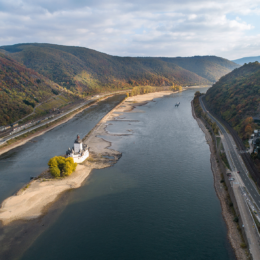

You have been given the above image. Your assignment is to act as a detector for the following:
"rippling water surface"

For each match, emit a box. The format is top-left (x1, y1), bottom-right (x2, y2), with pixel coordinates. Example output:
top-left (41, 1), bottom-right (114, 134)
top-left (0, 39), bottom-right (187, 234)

top-left (1, 89), bottom-right (235, 260)
top-left (0, 95), bottom-right (125, 203)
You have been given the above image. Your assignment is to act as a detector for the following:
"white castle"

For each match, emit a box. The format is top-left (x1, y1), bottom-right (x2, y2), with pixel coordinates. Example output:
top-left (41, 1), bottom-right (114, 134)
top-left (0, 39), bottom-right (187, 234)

top-left (66, 135), bottom-right (89, 163)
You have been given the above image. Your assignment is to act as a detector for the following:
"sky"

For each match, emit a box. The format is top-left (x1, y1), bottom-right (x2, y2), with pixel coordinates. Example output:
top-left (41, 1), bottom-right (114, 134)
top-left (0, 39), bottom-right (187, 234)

top-left (0, 0), bottom-right (260, 60)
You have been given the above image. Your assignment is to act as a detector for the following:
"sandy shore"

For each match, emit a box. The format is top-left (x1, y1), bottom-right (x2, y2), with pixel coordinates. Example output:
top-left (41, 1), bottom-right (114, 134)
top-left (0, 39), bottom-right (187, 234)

top-left (0, 90), bottom-right (174, 225)
top-left (0, 95), bottom-right (115, 157)
top-left (191, 101), bottom-right (247, 260)
top-left (184, 85), bottom-right (212, 89)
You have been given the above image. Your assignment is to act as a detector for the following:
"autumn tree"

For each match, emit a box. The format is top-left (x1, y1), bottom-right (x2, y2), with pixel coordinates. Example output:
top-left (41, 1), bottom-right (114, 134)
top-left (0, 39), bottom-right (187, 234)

top-left (48, 156), bottom-right (77, 177)
top-left (170, 84), bottom-right (183, 92)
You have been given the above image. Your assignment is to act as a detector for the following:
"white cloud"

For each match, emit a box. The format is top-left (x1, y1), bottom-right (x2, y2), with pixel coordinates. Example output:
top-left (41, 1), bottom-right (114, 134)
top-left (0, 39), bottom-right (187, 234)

top-left (0, 0), bottom-right (259, 59)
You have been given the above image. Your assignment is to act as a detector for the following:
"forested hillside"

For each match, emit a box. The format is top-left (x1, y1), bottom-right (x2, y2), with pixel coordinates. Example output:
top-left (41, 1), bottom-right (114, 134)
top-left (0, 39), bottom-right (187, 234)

top-left (0, 53), bottom-right (63, 125)
top-left (0, 43), bottom-right (240, 126)
top-left (205, 62), bottom-right (260, 139)
top-left (0, 43), bottom-right (238, 95)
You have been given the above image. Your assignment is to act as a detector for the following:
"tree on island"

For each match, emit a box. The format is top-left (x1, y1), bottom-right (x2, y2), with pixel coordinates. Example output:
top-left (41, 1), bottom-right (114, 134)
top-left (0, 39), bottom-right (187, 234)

top-left (131, 86), bottom-right (157, 96)
top-left (48, 156), bottom-right (77, 177)
top-left (170, 84), bottom-right (182, 92)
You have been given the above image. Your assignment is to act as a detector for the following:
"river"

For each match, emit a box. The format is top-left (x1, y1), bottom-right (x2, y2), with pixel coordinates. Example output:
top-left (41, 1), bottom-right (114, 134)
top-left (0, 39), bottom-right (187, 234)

top-left (0, 89), bottom-right (236, 260)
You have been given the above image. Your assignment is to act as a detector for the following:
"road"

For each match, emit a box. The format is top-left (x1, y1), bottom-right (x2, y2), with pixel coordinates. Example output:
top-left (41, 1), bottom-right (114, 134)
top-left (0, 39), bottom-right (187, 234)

top-left (13, 93), bottom-right (63, 125)
top-left (199, 96), bottom-right (260, 259)
top-left (199, 96), bottom-right (260, 208)
top-left (0, 90), bottom-right (129, 145)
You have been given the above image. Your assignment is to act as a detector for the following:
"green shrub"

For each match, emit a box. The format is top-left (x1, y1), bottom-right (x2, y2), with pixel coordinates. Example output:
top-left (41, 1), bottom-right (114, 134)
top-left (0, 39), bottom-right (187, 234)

top-left (233, 216), bottom-right (239, 222)
top-left (50, 167), bottom-right (61, 177)
top-left (52, 88), bottom-right (59, 95)
top-left (48, 157), bottom-right (59, 168)
top-left (240, 243), bottom-right (247, 249)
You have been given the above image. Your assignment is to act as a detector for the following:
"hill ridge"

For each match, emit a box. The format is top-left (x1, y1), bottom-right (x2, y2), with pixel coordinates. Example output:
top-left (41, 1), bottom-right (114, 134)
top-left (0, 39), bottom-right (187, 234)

top-left (232, 56), bottom-right (260, 65)
top-left (0, 43), bottom-right (239, 95)
top-left (205, 61), bottom-right (260, 139)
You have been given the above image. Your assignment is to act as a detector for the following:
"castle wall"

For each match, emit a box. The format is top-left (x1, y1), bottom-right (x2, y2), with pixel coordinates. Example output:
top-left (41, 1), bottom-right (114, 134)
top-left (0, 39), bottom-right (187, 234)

top-left (73, 150), bottom-right (89, 163)
top-left (74, 143), bottom-right (83, 153)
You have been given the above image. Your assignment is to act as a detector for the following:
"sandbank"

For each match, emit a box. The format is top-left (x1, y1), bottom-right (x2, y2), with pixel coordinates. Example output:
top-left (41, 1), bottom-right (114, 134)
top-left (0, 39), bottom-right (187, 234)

top-left (0, 90), bottom-right (174, 225)
top-left (184, 85), bottom-right (212, 89)
top-left (0, 94), bottom-right (115, 157)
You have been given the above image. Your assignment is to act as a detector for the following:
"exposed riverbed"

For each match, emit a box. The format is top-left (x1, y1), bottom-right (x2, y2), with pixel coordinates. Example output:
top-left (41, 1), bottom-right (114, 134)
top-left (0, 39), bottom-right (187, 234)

top-left (0, 89), bottom-right (236, 260)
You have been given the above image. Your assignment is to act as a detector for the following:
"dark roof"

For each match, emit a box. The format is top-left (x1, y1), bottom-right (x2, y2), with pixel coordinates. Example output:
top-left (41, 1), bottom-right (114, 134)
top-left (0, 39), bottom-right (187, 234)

top-left (74, 135), bottom-right (82, 143)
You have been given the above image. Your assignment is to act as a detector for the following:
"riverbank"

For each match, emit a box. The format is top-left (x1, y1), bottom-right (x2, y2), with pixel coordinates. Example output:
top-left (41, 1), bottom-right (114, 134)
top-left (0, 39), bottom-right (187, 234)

top-left (191, 101), bottom-right (247, 260)
top-left (0, 95), bottom-right (117, 157)
top-left (0, 90), bottom-right (174, 225)
top-left (184, 85), bottom-right (212, 89)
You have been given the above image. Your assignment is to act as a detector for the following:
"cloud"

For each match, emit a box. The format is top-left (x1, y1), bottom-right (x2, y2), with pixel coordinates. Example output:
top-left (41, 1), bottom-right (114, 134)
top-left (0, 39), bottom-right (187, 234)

top-left (0, 0), bottom-right (259, 59)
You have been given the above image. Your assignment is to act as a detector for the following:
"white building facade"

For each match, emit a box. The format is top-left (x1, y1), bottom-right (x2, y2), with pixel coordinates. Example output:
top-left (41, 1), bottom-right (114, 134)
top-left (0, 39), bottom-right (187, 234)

top-left (66, 135), bottom-right (89, 163)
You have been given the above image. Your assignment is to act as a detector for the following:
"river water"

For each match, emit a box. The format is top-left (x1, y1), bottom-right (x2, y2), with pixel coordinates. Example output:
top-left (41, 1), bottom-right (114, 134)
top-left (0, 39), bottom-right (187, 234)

top-left (0, 89), bottom-right (235, 260)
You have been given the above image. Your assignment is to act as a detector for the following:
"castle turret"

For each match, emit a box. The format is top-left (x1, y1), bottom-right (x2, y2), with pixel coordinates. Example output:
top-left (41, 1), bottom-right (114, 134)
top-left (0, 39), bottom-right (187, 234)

top-left (74, 135), bottom-right (83, 153)
top-left (66, 135), bottom-right (89, 163)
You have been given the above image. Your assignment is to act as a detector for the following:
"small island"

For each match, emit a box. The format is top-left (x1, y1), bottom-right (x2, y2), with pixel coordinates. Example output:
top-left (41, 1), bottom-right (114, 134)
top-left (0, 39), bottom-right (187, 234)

top-left (0, 90), bottom-right (175, 225)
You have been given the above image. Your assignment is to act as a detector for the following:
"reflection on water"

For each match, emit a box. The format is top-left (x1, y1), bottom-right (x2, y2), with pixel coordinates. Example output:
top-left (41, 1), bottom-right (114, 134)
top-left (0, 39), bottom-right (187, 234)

top-left (18, 88), bottom-right (235, 260)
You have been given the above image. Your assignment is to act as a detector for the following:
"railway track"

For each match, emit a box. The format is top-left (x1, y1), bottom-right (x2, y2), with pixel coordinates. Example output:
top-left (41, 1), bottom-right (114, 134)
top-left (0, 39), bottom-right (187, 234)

top-left (202, 96), bottom-right (260, 187)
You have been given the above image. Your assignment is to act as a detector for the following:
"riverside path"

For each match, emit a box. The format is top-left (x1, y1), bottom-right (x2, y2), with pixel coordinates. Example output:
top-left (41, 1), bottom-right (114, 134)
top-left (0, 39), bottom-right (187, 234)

top-left (200, 95), bottom-right (260, 259)
top-left (0, 90), bottom-right (130, 146)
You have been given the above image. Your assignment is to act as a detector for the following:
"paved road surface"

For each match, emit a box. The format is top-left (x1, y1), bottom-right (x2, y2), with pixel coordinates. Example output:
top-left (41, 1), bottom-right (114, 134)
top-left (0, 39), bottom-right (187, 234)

top-left (0, 90), bottom-right (128, 145)
top-left (199, 96), bottom-right (260, 259)
top-left (199, 96), bottom-right (260, 208)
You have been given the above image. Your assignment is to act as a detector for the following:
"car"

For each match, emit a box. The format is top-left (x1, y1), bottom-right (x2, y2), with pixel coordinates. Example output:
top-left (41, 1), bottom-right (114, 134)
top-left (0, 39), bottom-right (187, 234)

top-left (237, 171), bottom-right (240, 173)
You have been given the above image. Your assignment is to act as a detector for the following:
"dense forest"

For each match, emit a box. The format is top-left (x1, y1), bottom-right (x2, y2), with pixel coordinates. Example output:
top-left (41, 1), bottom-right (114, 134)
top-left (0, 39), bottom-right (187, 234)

top-left (0, 53), bottom-right (64, 125)
top-left (0, 43), bottom-right (240, 126)
top-left (205, 62), bottom-right (260, 139)
top-left (0, 43), bottom-right (239, 95)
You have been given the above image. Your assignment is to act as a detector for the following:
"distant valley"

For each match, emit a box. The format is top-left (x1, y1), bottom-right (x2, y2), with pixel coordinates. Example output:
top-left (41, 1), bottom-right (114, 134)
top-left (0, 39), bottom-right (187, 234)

top-left (0, 43), bottom-right (240, 125)
top-left (232, 56), bottom-right (260, 65)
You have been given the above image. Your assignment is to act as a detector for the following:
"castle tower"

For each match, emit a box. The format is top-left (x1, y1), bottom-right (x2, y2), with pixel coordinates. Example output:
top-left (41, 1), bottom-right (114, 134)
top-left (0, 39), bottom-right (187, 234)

top-left (74, 135), bottom-right (83, 153)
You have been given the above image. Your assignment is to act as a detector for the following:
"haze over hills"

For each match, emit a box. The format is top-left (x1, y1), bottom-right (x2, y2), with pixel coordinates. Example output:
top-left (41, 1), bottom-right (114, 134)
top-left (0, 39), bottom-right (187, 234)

top-left (158, 56), bottom-right (239, 83)
top-left (232, 56), bottom-right (260, 65)
top-left (205, 61), bottom-right (260, 139)
top-left (0, 43), bottom-right (239, 95)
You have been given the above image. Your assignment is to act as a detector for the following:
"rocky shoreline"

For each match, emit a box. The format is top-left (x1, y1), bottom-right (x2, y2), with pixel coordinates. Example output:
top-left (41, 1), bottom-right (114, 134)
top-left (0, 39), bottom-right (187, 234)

top-left (191, 101), bottom-right (248, 260)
